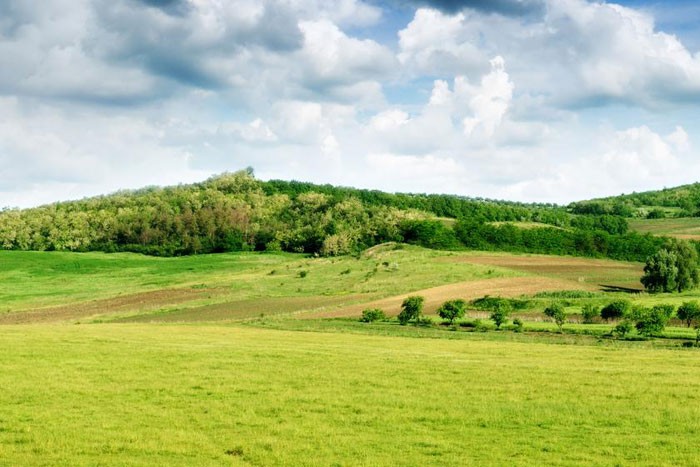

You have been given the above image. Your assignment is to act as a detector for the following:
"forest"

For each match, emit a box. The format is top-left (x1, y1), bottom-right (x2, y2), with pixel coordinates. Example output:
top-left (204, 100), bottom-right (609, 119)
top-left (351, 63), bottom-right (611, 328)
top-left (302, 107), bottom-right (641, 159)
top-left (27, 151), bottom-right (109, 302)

top-left (0, 169), bottom-right (677, 261)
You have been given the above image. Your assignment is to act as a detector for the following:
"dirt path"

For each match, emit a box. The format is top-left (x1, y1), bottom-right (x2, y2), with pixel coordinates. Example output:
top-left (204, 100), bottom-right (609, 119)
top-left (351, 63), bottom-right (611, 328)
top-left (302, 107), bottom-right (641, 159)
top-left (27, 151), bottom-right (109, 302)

top-left (303, 276), bottom-right (586, 319)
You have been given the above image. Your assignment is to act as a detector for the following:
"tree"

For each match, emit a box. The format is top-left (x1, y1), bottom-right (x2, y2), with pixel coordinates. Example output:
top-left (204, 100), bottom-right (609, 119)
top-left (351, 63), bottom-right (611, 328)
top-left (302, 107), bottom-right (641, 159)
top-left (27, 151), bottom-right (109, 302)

top-left (634, 305), bottom-right (672, 337)
top-left (669, 239), bottom-right (700, 292)
top-left (490, 301), bottom-right (512, 329)
top-left (600, 300), bottom-right (629, 322)
top-left (641, 240), bottom-right (699, 293)
top-left (544, 302), bottom-right (567, 332)
top-left (580, 304), bottom-right (600, 324)
top-left (398, 296), bottom-right (425, 326)
top-left (437, 299), bottom-right (466, 324)
top-left (677, 301), bottom-right (700, 328)
top-left (641, 248), bottom-right (678, 293)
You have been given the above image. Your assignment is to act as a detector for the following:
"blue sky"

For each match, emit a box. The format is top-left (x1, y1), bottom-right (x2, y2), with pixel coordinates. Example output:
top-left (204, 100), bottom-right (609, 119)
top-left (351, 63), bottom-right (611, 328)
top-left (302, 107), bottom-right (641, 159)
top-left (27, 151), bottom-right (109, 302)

top-left (2, 0), bottom-right (700, 207)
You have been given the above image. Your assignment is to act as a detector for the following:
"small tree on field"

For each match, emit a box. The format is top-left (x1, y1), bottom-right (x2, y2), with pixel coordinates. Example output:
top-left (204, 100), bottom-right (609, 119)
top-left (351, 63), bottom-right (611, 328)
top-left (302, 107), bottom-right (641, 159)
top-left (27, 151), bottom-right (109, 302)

top-left (437, 299), bottom-right (466, 324)
top-left (634, 305), bottom-right (671, 337)
top-left (490, 301), bottom-right (512, 329)
top-left (398, 295), bottom-right (424, 326)
top-left (677, 301), bottom-right (700, 328)
top-left (580, 304), bottom-right (600, 324)
top-left (601, 300), bottom-right (629, 322)
top-left (544, 302), bottom-right (567, 332)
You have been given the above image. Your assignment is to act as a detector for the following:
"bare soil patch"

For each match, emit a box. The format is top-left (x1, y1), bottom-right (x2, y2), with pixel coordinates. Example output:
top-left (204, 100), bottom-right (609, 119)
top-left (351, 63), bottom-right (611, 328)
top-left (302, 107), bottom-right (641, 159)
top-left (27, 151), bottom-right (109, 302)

top-left (0, 288), bottom-right (223, 324)
top-left (304, 276), bottom-right (585, 319)
top-left (439, 254), bottom-right (643, 291)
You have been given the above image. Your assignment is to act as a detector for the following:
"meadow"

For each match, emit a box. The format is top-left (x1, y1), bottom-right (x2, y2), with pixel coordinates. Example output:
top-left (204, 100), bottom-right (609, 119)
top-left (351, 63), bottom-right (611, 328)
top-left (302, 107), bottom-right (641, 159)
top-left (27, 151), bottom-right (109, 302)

top-left (3, 246), bottom-right (700, 465)
top-left (2, 324), bottom-right (700, 466)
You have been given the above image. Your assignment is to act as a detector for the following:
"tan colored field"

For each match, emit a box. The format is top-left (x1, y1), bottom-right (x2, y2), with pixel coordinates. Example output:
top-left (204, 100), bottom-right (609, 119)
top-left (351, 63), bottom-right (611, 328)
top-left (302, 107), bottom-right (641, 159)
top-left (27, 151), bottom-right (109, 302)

top-left (442, 253), bottom-right (643, 291)
top-left (304, 276), bottom-right (585, 318)
top-left (629, 217), bottom-right (700, 239)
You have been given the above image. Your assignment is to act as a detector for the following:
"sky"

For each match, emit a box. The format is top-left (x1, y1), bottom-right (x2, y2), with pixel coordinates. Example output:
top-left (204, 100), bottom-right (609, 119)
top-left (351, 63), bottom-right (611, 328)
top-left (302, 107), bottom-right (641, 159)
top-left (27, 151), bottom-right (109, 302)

top-left (2, 0), bottom-right (700, 207)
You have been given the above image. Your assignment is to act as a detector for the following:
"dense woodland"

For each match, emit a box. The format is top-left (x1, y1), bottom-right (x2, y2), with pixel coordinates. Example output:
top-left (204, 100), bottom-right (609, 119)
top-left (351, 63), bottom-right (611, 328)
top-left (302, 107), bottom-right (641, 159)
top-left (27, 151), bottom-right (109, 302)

top-left (0, 169), bottom-right (684, 261)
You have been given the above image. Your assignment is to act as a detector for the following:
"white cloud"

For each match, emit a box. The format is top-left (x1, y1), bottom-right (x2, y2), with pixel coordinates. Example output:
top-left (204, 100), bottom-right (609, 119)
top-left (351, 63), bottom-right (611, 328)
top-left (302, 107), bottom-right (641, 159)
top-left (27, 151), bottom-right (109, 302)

top-left (398, 8), bottom-right (485, 76)
top-left (459, 56), bottom-right (514, 138)
top-left (398, 2), bottom-right (700, 109)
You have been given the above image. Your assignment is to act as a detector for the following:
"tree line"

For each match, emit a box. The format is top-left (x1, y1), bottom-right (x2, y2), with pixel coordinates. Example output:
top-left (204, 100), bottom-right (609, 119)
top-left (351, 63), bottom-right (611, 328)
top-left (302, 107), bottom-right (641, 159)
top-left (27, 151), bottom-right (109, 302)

top-left (0, 169), bottom-right (684, 261)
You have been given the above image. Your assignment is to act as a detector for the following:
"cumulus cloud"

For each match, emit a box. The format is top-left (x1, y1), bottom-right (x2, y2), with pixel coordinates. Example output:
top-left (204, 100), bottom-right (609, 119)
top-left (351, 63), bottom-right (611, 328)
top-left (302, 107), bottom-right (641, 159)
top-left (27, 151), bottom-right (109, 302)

top-left (398, 1), bottom-right (700, 109)
top-left (2, 0), bottom-right (700, 207)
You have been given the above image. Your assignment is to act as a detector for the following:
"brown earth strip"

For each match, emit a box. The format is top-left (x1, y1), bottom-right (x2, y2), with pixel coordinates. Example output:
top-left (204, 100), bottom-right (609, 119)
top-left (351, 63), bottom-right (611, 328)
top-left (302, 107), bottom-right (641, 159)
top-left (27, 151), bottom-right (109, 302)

top-left (437, 254), bottom-right (643, 291)
top-left (116, 294), bottom-right (372, 323)
top-left (303, 276), bottom-right (586, 319)
top-left (0, 288), bottom-right (224, 324)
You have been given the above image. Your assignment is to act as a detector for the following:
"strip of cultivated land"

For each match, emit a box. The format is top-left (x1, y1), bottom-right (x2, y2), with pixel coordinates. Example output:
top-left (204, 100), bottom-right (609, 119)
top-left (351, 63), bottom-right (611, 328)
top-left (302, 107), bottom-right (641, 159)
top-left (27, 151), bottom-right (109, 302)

top-left (1, 324), bottom-right (699, 466)
top-left (629, 217), bottom-right (700, 240)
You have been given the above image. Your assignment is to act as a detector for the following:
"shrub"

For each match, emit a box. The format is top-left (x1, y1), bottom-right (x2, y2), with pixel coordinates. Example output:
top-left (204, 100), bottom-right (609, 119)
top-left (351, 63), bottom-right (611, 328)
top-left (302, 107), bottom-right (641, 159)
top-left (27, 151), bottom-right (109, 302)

top-left (398, 295), bottom-right (425, 326)
top-left (580, 304), bottom-right (600, 324)
top-left (416, 316), bottom-right (433, 327)
top-left (634, 305), bottom-right (671, 337)
top-left (601, 300), bottom-right (629, 321)
top-left (360, 308), bottom-right (385, 323)
top-left (544, 302), bottom-right (567, 332)
top-left (437, 299), bottom-right (467, 324)
top-left (298, 270), bottom-right (308, 278)
top-left (470, 295), bottom-right (530, 311)
top-left (513, 318), bottom-right (524, 333)
top-left (613, 321), bottom-right (633, 339)
top-left (677, 301), bottom-right (700, 328)
top-left (490, 302), bottom-right (512, 329)
top-left (533, 290), bottom-right (598, 299)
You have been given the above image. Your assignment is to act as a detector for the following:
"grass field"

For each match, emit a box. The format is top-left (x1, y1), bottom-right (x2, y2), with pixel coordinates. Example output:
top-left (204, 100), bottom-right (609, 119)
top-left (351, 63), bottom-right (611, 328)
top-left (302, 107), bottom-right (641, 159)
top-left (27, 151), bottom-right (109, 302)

top-left (2, 324), bottom-right (700, 466)
top-left (3, 246), bottom-right (700, 465)
top-left (0, 245), bottom-right (521, 321)
top-left (629, 217), bottom-right (700, 239)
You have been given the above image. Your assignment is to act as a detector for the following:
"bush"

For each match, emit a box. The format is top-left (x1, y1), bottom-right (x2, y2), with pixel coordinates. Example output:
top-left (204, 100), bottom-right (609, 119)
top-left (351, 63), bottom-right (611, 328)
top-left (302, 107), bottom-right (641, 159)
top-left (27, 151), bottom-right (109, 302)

top-left (512, 318), bottom-right (524, 333)
top-left (470, 295), bottom-right (530, 311)
top-left (544, 302), bottom-right (567, 332)
top-left (298, 270), bottom-right (308, 278)
top-left (677, 301), bottom-right (700, 328)
top-left (533, 290), bottom-right (598, 299)
top-left (613, 321), bottom-right (633, 339)
top-left (580, 304), bottom-right (600, 324)
top-left (601, 300), bottom-right (629, 321)
top-left (360, 308), bottom-right (385, 323)
top-left (437, 299), bottom-right (467, 324)
top-left (398, 295), bottom-right (425, 326)
top-left (490, 302), bottom-right (512, 329)
top-left (634, 305), bottom-right (672, 337)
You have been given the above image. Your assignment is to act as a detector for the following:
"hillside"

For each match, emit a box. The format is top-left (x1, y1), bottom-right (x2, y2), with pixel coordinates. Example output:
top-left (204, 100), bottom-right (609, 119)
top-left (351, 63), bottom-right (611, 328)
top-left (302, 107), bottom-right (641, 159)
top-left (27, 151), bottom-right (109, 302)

top-left (570, 182), bottom-right (700, 218)
top-left (0, 168), bottom-right (673, 261)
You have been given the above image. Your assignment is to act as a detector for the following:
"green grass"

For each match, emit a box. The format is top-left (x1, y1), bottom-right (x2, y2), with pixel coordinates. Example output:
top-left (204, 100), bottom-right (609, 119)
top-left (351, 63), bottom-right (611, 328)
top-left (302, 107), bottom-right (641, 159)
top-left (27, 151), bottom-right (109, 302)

top-left (0, 246), bottom-right (520, 317)
top-left (2, 324), bottom-right (700, 466)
